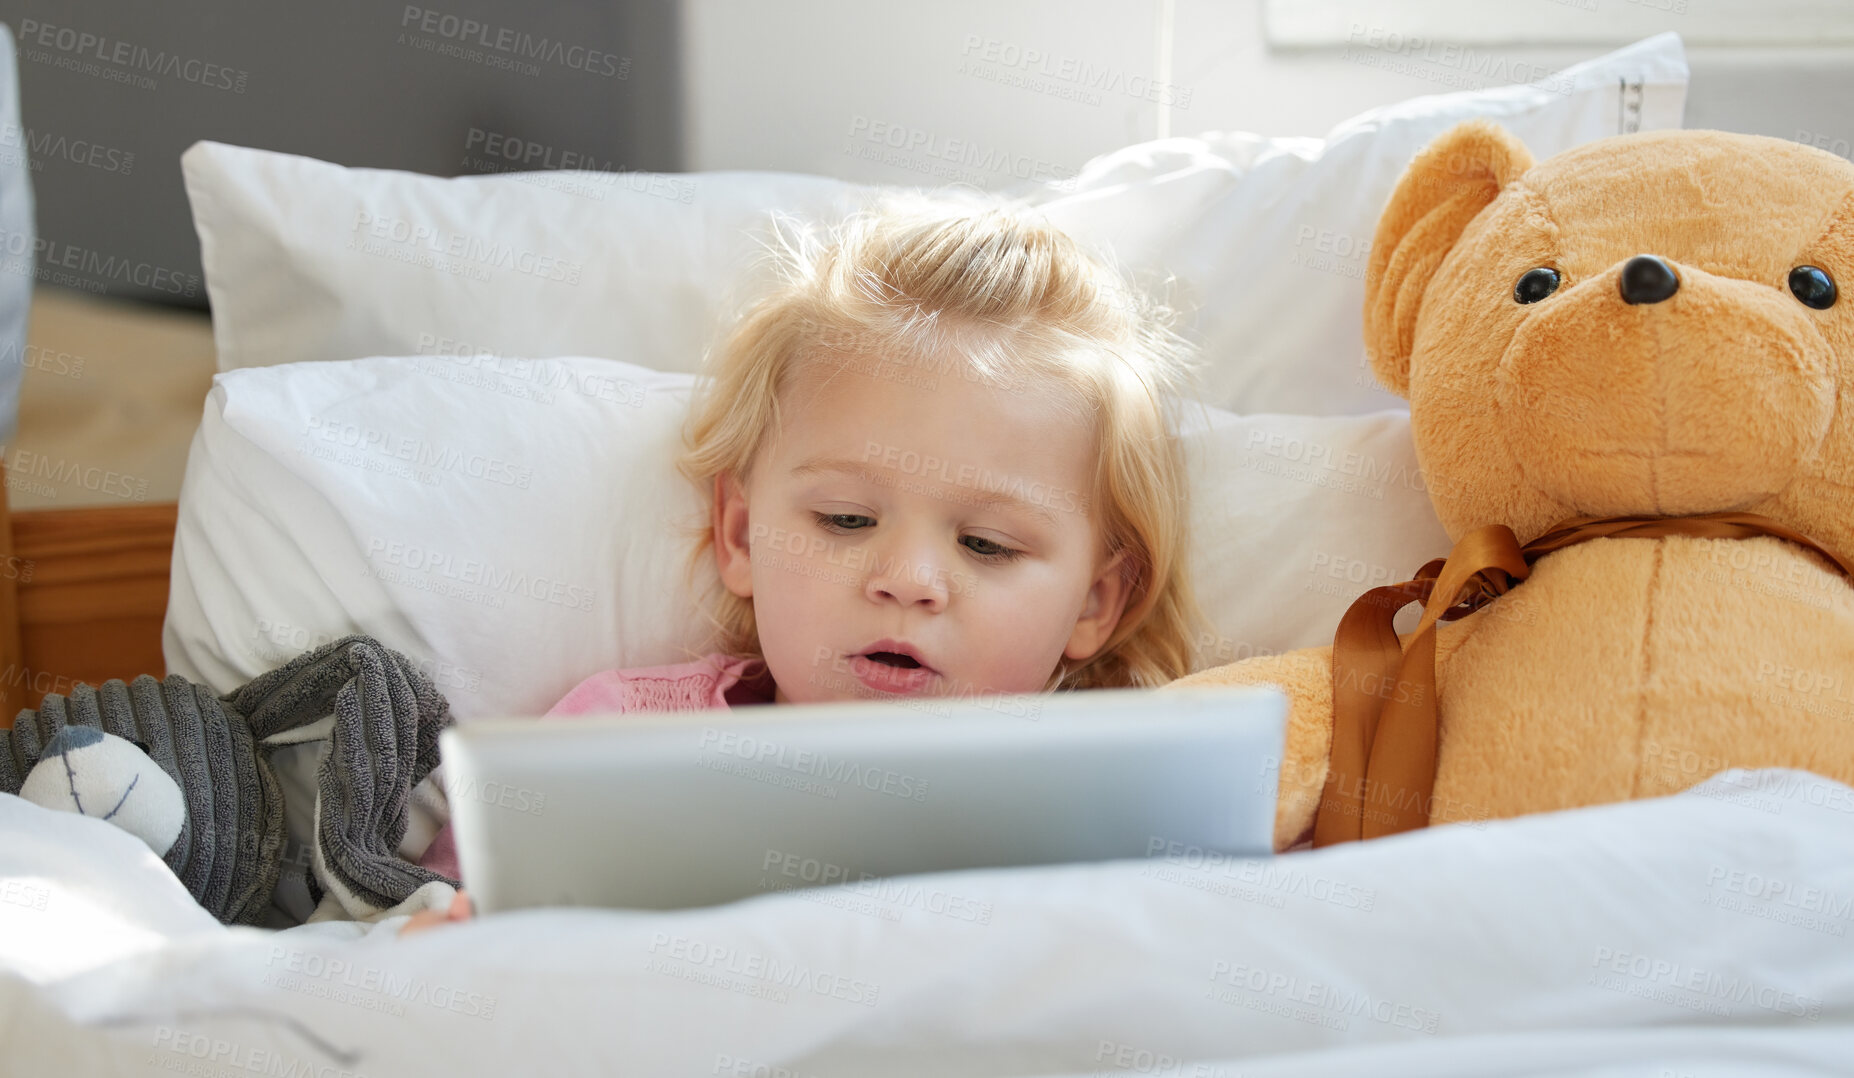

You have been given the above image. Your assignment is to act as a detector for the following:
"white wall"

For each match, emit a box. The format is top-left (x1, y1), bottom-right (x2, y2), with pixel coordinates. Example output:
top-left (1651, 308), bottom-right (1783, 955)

top-left (679, 0), bottom-right (1854, 182)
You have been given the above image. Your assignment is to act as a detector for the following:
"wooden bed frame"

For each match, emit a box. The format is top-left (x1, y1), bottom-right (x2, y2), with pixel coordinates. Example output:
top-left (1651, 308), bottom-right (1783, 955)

top-left (0, 468), bottom-right (176, 728)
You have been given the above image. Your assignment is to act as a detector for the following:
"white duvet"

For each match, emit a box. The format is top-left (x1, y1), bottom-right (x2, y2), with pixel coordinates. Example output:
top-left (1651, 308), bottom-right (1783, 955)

top-left (3, 769), bottom-right (1850, 1077)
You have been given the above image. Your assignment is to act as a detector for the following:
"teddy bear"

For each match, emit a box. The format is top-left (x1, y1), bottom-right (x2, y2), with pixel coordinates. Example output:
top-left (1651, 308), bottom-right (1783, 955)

top-left (1165, 121), bottom-right (1854, 852)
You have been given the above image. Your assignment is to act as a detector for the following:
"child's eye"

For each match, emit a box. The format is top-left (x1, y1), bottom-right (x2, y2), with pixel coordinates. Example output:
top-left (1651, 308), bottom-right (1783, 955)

top-left (961, 535), bottom-right (1023, 562)
top-left (813, 512), bottom-right (873, 531)
top-left (810, 513), bottom-right (1023, 563)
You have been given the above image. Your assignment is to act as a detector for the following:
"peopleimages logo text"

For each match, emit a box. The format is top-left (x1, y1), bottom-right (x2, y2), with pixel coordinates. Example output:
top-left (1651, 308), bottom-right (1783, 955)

top-left (401, 6), bottom-right (629, 77)
top-left (17, 19), bottom-right (250, 92)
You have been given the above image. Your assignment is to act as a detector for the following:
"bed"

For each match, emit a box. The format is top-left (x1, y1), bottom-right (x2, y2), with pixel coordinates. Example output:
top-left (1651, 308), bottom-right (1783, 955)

top-left (0, 493), bottom-right (176, 722)
top-left (4, 30), bottom-right (1848, 1075)
top-left (5, 767), bottom-right (1849, 1075)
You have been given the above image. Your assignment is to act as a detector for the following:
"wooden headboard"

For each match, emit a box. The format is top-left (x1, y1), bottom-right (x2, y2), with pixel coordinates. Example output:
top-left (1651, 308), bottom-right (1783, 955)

top-left (0, 466), bottom-right (176, 728)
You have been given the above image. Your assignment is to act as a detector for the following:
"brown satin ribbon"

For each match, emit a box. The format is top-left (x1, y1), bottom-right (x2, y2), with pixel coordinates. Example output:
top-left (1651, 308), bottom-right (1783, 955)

top-left (1312, 511), bottom-right (1854, 848)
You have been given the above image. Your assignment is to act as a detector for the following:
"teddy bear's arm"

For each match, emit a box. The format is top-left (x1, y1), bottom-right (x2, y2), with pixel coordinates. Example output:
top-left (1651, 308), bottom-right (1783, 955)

top-left (1161, 647), bottom-right (1334, 852)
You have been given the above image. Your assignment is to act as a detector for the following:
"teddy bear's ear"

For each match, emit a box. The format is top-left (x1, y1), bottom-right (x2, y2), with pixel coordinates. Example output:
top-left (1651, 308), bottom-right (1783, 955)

top-left (1364, 120), bottom-right (1534, 397)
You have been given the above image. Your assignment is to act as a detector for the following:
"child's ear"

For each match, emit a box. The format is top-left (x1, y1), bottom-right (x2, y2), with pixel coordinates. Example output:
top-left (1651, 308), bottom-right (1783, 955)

top-left (1064, 548), bottom-right (1134, 662)
top-left (1364, 119), bottom-right (1533, 398)
top-left (714, 471), bottom-right (755, 599)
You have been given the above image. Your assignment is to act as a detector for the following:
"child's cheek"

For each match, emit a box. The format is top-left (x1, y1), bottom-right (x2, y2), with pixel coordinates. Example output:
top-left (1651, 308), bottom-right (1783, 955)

top-left (755, 559), bottom-right (843, 684)
top-left (961, 606), bottom-right (1051, 693)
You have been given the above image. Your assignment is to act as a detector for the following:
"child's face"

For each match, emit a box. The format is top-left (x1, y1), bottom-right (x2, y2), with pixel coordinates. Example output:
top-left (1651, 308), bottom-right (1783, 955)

top-left (713, 359), bottom-right (1131, 704)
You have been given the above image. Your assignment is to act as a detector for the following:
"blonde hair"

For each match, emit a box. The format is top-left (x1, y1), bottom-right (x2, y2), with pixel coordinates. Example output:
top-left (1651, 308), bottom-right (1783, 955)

top-left (674, 191), bottom-right (1214, 691)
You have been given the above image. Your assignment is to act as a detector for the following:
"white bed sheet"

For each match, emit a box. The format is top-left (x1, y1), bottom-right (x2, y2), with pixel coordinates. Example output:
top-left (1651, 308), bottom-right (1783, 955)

top-left (2, 769), bottom-right (1850, 1077)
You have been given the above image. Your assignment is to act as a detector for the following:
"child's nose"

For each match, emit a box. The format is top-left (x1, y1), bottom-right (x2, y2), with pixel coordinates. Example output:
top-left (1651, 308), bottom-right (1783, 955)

top-left (863, 549), bottom-right (950, 611)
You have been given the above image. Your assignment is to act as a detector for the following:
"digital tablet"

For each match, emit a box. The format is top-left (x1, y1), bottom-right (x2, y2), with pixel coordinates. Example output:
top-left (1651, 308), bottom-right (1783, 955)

top-left (440, 684), bottom-right (1288, 913)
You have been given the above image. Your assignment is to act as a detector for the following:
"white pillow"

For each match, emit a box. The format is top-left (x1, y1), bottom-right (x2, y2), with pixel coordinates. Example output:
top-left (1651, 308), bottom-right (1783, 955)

top-left (161, 355), bottom-right (1451, 719)
top-left (1023, 31), bottom-right (1690, 415)
top-left (178, 36), bottom-right (1687, 417)
top-left (180, 145), bottom-right (874, 379)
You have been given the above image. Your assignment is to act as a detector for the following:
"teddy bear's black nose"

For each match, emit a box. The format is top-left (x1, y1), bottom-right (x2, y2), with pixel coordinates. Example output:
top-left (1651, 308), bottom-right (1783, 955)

top-left (1620, 254), bottom-right (1679, 305)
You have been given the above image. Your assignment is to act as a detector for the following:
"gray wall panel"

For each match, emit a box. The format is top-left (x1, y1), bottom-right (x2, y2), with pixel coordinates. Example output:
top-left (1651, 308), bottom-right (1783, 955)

top-left (0, 1), bottom-right (681, 309)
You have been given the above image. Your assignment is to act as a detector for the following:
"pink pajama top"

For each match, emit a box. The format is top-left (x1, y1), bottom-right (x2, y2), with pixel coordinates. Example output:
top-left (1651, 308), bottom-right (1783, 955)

top-left (415, 653), bottom-right (776, 879)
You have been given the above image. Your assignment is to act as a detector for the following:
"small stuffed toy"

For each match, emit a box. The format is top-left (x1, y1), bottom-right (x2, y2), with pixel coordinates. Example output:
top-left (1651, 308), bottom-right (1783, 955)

top-left (0, 635), bottom-right (458, 925)
top-left (19, 726), bottom-right (186, 855)
top-left (1166, 122), bottom-right (1854, 851)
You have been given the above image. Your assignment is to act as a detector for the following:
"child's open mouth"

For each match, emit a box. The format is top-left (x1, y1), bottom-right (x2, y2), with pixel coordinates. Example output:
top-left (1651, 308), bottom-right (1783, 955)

top-left (847, 650), bottom-right (937, 694)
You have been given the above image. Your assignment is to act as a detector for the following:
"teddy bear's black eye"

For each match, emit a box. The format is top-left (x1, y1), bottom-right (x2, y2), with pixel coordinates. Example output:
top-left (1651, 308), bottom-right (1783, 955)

top-left (1514, 267), bottom-right (1561, 304)
top-left (1789, 265), bottom-right (1837, 310)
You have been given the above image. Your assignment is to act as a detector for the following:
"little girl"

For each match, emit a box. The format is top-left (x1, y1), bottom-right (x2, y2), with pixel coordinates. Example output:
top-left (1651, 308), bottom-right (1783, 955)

top-left (403, 191), bottom-right (1214, 932)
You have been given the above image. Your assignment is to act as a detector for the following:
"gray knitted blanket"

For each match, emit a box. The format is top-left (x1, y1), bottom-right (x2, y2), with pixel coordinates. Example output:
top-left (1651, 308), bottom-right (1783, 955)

top-left (0, 635), bottom-right (457, 925)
